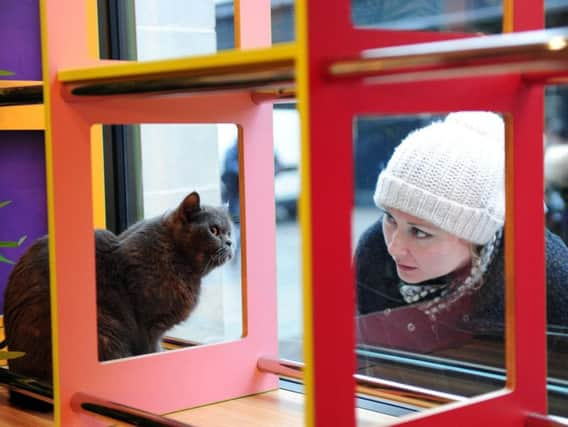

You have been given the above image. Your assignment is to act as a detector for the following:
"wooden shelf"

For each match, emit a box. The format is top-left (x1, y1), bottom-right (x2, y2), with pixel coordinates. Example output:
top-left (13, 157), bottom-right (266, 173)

top-left (0, 81), bottom-right (43, 107)
top-left (0, 81), bottom-right (44, 129)
top-left (0, 105), bottom-right (44, 130)
top-left (328, 27), bottom-right (568, 84)
top-left (167, 389), bottom-right (396, 427)
top-left (58, 44), bottom-right (297, 97)
top-left (0, 386), bottom-right (396, 427)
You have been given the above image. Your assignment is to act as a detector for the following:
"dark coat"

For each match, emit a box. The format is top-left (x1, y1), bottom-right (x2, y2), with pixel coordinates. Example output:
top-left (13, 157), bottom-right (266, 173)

top-left (355, 220), bottom-right (568, 350)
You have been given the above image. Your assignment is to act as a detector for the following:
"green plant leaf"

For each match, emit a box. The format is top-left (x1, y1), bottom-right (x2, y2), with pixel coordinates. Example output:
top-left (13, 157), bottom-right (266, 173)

top-left (0, 235), bottom-right (27, 248)
top-left (0, 201), bottom-right (25, 264)
top-left (0, 351), bottom-right (25, 360)
top-left (0, 254), bottom-right (15, 264)
top-left (0, 241), bottom-right (21, 248)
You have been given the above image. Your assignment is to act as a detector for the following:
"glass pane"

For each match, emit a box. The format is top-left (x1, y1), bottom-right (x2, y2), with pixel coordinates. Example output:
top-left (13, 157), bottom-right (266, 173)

top-left (273, 106), bottom-right (302, 361)
top-left (544, 85), bottom-right (568, 417)
top-left (546, 0), bottom-right (568, 28)
top-left (133, 0), bottom-right (234, 60)
top-left (271, 0), bottom-right (295, 44)
top-left (216, 0), bottom-right (236, 50)
top-left (353, 112), bottom-right (507, 406)
top-left (100, 123), bottom-right (242, 359)
top-left (216, 1), bottom-right (295, 48)
top-left (351, 0), bottom-right (503, 34)
top-left (212, 106), bottom-right (303, 362)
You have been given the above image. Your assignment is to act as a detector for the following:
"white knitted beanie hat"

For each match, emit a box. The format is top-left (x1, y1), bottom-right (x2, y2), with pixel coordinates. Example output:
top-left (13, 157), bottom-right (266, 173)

top-left (374, 111), bottom-right (505, 245)
top-left (545, 144), bottom-right (568, 189)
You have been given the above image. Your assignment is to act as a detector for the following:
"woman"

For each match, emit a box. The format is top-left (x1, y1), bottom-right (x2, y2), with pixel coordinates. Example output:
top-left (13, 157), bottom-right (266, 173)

top-left (355, 112), bottom-right (568, 351)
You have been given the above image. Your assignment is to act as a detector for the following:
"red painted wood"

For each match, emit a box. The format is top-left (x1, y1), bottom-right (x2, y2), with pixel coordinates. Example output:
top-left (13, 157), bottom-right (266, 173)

top-left (305, 0), bottom-right (547, 425)
top-left (509, 84), bottom-right (547, 413)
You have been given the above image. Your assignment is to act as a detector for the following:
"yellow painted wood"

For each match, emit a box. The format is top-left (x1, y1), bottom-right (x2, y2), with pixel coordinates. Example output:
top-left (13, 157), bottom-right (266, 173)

top-left (38, 0), bottom-right (61, 423)
top-left (0, 316), bottom-right (4, 368)
top-left (85, 0), bottom-right (106, 229)
top-left (293, 0), bottom-right (315, 426)
top-left (0, 81), bottom-right (44, 130)
top-left (234, 0), bottom-right (243, 49)
top-left (90, 125), bottom-right (106, 229)
top-left (503, 0), bottom-right (513, 32)
top-left (58, 43), bottom-right (297, 83)
top-left (0, 81), bottom-right (43, 88)
top-left (0, 105), bottom-right (45, 130)
top-left (86, 0), bottom-right (100, 59)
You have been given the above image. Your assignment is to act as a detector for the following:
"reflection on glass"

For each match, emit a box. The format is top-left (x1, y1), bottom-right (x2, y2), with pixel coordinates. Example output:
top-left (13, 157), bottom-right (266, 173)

top-left (350, 0), bottom-right (568, 32)
top-left (544, 85), bottom-right (568, 417)
top-left (272, 106), bottom-right (303, 362)
top-left (546, 0), bottom-right (568, 28)
top-left (351, 0), bottom-right (502, 33)
top-left (133, 0), bottom-right (234, 60)
top-left (100, 123), bottom-right (243, 359)
top-left (353, 112), bottom-right (508, 400)
top-left (208, 108), bottom-right (303, 362)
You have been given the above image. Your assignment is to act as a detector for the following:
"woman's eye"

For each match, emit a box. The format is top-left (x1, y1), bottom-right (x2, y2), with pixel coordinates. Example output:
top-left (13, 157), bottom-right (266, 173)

top-left (210, 226), bottom-right (219, 236)
top-left (383, 212), bottom-right (396, 225)
top-left (411, 227), bottom-right (431, 239)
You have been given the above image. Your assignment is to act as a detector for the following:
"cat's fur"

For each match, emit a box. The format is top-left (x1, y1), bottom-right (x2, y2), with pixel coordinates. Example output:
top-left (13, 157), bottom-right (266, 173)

top-left (3, 192), bottom-right (234, 385)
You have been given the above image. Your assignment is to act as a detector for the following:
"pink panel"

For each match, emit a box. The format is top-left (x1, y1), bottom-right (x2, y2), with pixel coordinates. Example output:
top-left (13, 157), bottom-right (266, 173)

top-left (236, 0), bottom-right (272, 47)
top-left (41, 1), bottom-right (278, 425)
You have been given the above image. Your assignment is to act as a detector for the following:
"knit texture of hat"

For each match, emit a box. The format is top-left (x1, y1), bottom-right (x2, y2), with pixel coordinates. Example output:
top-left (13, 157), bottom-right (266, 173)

top-left (374, 111), bottom-right (505, 245)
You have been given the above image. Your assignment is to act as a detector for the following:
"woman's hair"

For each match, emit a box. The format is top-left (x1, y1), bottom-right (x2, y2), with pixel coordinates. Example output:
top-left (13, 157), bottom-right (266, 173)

top-left (374, 111), bottom-right (505, 245)
top-left (419, 228), bottom-right (503, 319)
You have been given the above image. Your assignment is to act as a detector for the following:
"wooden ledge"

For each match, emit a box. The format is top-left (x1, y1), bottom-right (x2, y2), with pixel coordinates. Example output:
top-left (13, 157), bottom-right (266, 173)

top-left (166, 389), bottom-right (396, 427)
top-left (0, 81), bottom-right (43, 107)
top-left (58, 44), bottom-right (297, 98)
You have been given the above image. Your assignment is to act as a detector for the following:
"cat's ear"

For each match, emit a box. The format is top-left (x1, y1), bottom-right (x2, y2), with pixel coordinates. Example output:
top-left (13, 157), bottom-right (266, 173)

top-left (178, 192), bottom-right (201, 221)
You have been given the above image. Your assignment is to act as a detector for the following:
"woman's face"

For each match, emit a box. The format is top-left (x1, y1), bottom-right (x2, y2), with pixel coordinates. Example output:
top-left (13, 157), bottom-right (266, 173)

top-left (382, 208), bottom-right (473, 284)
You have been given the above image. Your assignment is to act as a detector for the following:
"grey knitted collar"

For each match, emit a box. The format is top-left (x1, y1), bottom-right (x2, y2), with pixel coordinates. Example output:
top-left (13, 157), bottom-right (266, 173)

top-left (398, 228), bottom-right (503, 319)
top-left (399, 281), bottom-right (449, 304)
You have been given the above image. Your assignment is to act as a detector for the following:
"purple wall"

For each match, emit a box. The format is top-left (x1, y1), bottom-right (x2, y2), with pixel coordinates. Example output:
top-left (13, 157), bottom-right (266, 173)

top-left (0, 1), bottom-right (42, 80)
top-left (1, 1), bottom-right (44, 312)
top-left (0, 132), bottom-right (47, 311)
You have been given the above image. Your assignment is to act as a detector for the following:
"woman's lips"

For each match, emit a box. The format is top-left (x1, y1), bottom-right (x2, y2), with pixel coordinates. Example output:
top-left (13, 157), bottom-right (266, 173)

top-left (396, 263), bottom-right (417, 272)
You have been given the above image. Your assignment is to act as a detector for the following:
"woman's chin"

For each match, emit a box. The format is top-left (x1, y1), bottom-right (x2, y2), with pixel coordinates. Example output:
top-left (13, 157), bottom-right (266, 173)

top-left (397, 267), bottom-right (423, 283)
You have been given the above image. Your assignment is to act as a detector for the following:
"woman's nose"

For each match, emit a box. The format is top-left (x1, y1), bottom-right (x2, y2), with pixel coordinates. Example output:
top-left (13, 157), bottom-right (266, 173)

top-left (387, 231), bottom-right (408, 258)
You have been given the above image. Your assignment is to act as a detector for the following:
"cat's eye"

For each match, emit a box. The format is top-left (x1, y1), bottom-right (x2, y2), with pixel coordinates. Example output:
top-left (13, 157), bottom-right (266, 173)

top-left (210, 225), bottom-right (220, 236)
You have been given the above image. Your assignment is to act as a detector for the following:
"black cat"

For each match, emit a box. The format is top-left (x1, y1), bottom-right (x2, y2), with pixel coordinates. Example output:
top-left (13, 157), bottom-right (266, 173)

top-left (3, 192), bottom-right (234, 387)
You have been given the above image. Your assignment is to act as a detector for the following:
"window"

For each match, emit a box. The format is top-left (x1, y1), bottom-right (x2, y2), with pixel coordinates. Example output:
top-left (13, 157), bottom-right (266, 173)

top-left (95, 0), bottom-right (568, 421)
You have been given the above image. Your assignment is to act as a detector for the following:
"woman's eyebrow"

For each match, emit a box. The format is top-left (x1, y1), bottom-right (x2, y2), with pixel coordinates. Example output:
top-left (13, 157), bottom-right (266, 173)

top-left (407, 221), bottom-right (438, 231)
top-left (384, 209), bottom-right (438, 231)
